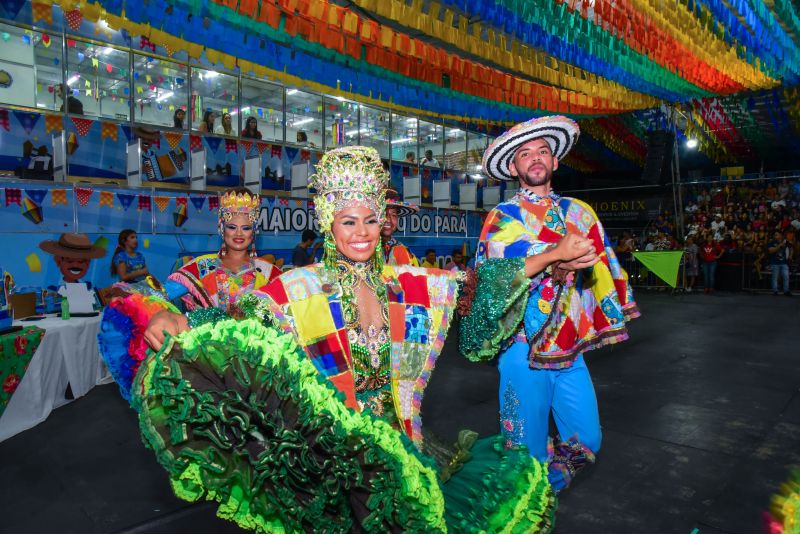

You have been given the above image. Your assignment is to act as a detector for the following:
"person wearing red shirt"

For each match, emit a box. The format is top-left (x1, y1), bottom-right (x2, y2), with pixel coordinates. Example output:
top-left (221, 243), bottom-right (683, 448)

top-left (700, 236), bottom-right (724, 294)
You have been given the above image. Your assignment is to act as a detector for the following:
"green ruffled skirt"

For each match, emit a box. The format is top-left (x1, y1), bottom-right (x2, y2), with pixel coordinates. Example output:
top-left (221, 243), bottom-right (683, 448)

top-left (132, 319), bottom-right (555, 533)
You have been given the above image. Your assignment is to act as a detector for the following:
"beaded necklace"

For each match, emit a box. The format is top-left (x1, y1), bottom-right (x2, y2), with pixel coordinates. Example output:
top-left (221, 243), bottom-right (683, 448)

top-left (334, 253), bottom-right (390, 390)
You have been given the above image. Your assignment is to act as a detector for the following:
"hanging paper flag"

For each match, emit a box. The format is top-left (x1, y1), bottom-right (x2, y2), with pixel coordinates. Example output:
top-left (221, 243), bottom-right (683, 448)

top-left (189, 196), bottom-right (205, 211)
top-left (256, 142), bottom-right (270, 155)
top-left (163, 132), bottom-right (182, 150)
top-left (106, 63), bottom-right (113, 74)
top-left (279, 198), bottom-right (289, 206)
top-left (175, 197), bottom-right (188, 208)
top-left (225, 139), bottom-right (237, 153)
top-left (31, 2), bottom-right (53, 25)
top-left (74, 187), bottom-right (93, 206)
top-left (284, 147), bottom-right (299, 161)
top-left (117, 193), bottom-right (134, 210)
top-left (99, 191), bottom-right (114, 208)
top-left (173, 203), bottom-right (188, 227)
top-left (5, 188), bottom-right (21, 206)
top-left (51, 189), bottom-right (67, 206)
top-left (300, 150), bottom-right (311, 161)
top-left (26, 189), bottom-right (47, 204)
top-left (21, 197), bottom-right (43, 225)
top-left (205, 136), bottom-right (222, 153)
top-left (100, 122), bottom-right (117, 142)
top-left (138, 195), bottom-right (151, 211)
top-left (12, 112), bottom-right (40, 135)
top-left (44, 114), bottom-right (61, 134)
top-left (65, 9), bottom-right (83, 30)
top-left (70, 117), bottom-right (94, 136)
top-left (189, 135), bottom-right (202, 152)
top-left (240, 140), bottom-right (253, 154)
top-left (208, 196), bottom-right (219, 210)
top-left (0, 110), bottom-right (9, 132)
top-left (271, 145), bottom-right (282, 158)
top-left (154, 196), bottom-right (171, 212)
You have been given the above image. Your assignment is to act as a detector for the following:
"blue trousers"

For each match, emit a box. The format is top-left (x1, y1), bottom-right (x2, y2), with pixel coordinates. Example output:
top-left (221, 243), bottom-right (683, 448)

top-left (498, 342), bottom-right (601, 490)
top-left (703, 261), bottom-right (717, 289)
top-left (772, 264), bottom-right (790, 293)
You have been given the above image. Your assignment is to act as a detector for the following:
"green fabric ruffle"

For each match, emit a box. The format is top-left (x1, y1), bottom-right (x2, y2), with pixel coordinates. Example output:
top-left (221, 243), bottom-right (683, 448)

top-left (131, 318), bottom-right (446, 533)
top-left (459, 257), bottom-right (530, 362)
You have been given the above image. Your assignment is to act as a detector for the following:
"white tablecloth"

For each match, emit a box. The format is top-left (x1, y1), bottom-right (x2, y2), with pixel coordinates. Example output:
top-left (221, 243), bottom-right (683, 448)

top-left (0, 315), bottom-right (112, 442)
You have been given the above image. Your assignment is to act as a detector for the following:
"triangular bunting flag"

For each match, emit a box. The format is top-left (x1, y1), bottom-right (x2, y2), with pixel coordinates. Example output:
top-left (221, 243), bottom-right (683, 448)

top-left (99, 191), bottom-right (114, 207)
top-left (0, 110), bottom-right (10, 132)
top-left (65, 9), bottom-right (83, 30)
top-left (31, 1), bottom-right (53, 25)
top-left (284, 147), bottom-right (299, 161)
top-left (175, 197), bottom-right (188, 207)
top-left (74, 187), bottom-right (93, 206)
top-left (225, 139), bottom-right (238, 153)
top-left (120, 125), bottom-right (133, 142)
top-left (45, 114), bottom-right (62, 134)
top-left (205, 136), bottom-right (222, 153)
top-left (256, 142), bottom-right (269, 155)
top-left (633, 251), bottom-right (685, 288)
top-left (117, 193), bottom-right (135, 210)
top-left (71, 117), bottom-right (94, 136)
top-left (154, 196), bottom-right (171, 212)
top-left (163, 132), bottom-right (182, 150)
top-left (100, 122), bottom-right (117, 142)
top-left (300, 149), bottom-right (310, 161)
top-left (190, 196), bottom-right (205, 211)
top-left (26, 189), bottom-right (47, 204)
top-left (5, 188), bottom-right (21, 206)
top-left (51, 189), bottom-right (68, 206)
top-left (208, 196), bottom-right (219, 210)
top-left (138, 195), bottom-right (152, 211)
top-left (271, 144), bottom-right (282, 157)
top-left (13, 111), bottom-right (40, 135)
top-left (240, 140), bottom-right (253, 154)
top-left (189, 135), bottom-right (202, 152)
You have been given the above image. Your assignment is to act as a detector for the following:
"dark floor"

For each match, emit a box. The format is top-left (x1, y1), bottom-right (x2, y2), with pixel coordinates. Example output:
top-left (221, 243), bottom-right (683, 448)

top-left (1, 292), bottom-right (798, 534)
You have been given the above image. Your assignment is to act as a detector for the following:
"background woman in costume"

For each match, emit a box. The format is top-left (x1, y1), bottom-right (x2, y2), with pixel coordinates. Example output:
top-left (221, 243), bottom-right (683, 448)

top-left (126, 146), bottom-right (556, 532)
top-left (111, 229), bottom-right (149, 283)
top-left (98, 187), bottom-right (280, 402)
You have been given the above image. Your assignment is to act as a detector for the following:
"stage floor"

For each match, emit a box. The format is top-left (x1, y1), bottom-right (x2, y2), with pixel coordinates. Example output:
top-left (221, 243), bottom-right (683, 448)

top-left (1, 292), bottom-right (798, 533)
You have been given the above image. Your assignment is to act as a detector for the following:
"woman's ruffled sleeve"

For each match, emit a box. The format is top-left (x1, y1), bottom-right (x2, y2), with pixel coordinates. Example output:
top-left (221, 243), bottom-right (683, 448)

top-left (459, 257), bottom-right (530, 362)
top-left (98, 291), bottom-right (179, 403)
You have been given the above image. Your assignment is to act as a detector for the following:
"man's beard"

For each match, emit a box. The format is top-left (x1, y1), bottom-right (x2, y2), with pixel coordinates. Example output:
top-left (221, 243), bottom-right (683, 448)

top-left (520, 167), bottom-right (552, 188)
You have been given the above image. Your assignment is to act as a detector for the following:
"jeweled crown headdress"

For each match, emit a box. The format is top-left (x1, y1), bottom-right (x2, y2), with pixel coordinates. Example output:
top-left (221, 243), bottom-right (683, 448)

top-left (309, 146), bottom-right (389, 234)
top-left (218, 189), bottom-right (261, 224)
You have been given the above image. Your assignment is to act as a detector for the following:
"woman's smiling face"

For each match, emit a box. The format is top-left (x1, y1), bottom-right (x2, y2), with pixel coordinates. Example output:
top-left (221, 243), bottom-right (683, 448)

top-left (331, 206), bottom-right (380, 262)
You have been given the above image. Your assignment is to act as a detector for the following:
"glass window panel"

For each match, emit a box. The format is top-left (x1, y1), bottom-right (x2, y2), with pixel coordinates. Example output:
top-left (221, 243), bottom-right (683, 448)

top-left (133, 54), bottom-right (188, 128)
top-left (324, 96), bottom-right (359, 148)
top-left (285, 89), bottom-right (322, 148)
top-left (190, 67), bottom-right (238, 134)
top-left (65, 41), bottom-right (130, 119)
top-left (444, 126), bottom-right (467, 171)
top-left (241, 78), bottom-right (283, 141)
top-left (391, 113), bottom-right (418, 164)
top-left (359, 104), bottom-right (390, 159)
top-left (0, 23), bottom-right (60, 110)
top-left (468, 132), bottom-right (492, 173)
top-left (418, 120), bottom-right (443, 168)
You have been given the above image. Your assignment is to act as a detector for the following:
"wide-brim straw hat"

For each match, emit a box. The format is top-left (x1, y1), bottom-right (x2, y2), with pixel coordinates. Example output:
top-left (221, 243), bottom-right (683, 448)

top-left (482, 115), bottom-right (580, 181)
top-left (39, 233), bottom-right (106, 259)
top-left (385, 188), bottom-right (419, 217)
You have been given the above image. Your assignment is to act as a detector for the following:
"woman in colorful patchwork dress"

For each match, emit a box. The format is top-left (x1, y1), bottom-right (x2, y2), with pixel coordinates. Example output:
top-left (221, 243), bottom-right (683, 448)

top-left (110, 147), bottom-right (556, 532)
top-left (98, 187), bottom-right (280, 401)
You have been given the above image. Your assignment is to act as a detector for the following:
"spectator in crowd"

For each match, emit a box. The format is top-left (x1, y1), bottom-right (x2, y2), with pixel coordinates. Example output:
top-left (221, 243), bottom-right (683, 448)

top-left (421, 249), bottom-right (437, 268)
top-left (684, 235), bottom-right (699, 292)
top-left (292, 229), bottom-right (321, 267)
top-left (421, 150), bottom-right (440, 167)
top-left (198, 111), bottom-right (215, 133)
top-left (214, 112), bottom-right (234, 135)
top-left (616, 230), bottom-right (635, 262)
top-left (55, 83), bottom-right (83, 115)
top-left (700, 234), bottom-right (723, 294)
top-left (111, 229), bottom-right (150, 283)
top-left (443, 249), bottom-right (466, 271)
top-left (242, 117), bottom-right (262, 139)
top-left (173, 108), bottom-right (185, 129)
top-left (767, 230), bottom-right (792, 296)
top-left (711, 213), bottom-right (726, 241)
top-left (405, 151), bottom-right (415, 164)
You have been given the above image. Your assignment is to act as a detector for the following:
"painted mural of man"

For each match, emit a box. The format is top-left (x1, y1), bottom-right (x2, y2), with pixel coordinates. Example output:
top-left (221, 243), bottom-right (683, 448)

top-left (39, 233), bottom-right (106, 287)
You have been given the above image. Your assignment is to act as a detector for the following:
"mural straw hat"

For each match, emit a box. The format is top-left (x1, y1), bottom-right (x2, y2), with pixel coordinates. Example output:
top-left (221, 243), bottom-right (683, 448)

top-left (39, 233), bottom-right (106, 259)
top-left (481, 115), bottom-right (580, 181)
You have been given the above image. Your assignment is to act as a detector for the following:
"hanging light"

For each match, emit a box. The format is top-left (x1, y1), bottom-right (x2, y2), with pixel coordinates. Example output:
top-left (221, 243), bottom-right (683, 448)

top-left (686, 138), bottom-right (698, 149)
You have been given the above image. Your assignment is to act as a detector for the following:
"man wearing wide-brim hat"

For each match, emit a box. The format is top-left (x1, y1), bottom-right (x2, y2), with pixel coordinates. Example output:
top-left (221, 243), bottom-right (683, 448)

top-left (381, 188), bottom-right (420, 266)
top-left (459, 116), bottom-right (640, 492)
top-left (39, 233), bottom-right (106, 285)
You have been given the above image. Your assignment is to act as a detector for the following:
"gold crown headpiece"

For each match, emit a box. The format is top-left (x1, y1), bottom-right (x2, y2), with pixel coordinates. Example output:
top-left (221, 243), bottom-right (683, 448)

top-left (218, 190), bottom-right (261, 224)
top-left (309, 146), bottom-right (389, 234)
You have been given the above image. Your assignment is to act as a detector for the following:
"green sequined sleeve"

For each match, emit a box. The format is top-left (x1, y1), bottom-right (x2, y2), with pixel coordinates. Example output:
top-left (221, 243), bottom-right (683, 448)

top-left (459, 257), bottom-right (530, 362)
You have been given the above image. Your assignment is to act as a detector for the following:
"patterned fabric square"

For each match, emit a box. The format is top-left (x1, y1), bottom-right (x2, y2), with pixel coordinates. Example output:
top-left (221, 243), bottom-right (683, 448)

top-left (397, 272), bottom-right (430, 307)
top-left (404, 305), bottom-right (430, 344)
top-left (260, 279), bottom-right (289, 305)
top-left (305, 332), bottom-right (349, 377)
top-left (398, 343), bottom-right (428, 379)
top-left (388, 302), bottom-right (407, 343)
top-left (291, 294), bottom-right (336, 344)
top-left (329, 300), bottom-right (345, 329)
